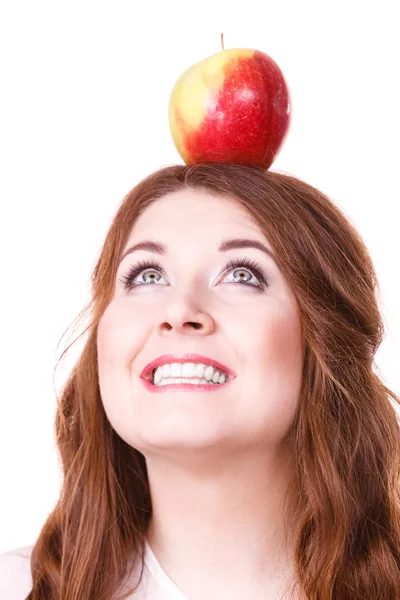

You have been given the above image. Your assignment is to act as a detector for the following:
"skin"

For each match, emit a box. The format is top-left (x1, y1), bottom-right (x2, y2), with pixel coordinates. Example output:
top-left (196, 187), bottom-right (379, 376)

top-left (97, 188), bottom-right (305, 599)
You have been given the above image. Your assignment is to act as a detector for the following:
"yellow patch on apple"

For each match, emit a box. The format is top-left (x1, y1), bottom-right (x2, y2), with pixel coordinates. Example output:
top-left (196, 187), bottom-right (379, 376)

top-left (169, 48), bottom-right (254, 162)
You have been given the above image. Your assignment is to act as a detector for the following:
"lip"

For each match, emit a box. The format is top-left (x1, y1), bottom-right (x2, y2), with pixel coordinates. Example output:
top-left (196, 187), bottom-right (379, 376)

top-left (140, 376), bottom-right (233, 393)
top-left (140, 353), bottom-right (236, 382)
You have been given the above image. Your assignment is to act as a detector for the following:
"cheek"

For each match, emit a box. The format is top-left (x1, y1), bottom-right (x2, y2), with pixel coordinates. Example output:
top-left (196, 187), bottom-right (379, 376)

top-left (97, 305), bottom-right (124, 370)
top-left (266, 312), bottom-right (303, 372)
top-left (97, 302), bottom-right (142, 371)
top-left (96, 301), bottom-right (156, 430)
top-left (240, 303), bottom-right (303, 374)
top-left (96, 304), bottom-right (136, 417)
top-left (240, 308), bottom-right (304, 439)
top-left (261, 312), bottom-right (304, 402)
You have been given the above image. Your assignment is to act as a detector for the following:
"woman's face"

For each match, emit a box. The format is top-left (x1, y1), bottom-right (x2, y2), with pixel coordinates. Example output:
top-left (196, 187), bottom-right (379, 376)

top-left (97, 188), bottom-right (304, 458)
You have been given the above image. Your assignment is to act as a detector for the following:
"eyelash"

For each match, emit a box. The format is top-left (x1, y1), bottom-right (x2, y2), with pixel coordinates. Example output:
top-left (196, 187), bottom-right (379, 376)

top-left (120, 257), bottom-right (269, 290)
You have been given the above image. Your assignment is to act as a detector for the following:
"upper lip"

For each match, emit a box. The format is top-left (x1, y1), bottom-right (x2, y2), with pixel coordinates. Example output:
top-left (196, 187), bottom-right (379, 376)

top-left (140, 354), bottom-right (236, 381)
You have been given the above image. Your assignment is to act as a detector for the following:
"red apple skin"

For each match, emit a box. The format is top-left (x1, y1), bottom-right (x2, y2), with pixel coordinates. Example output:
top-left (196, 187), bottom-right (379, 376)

top-left (169, 48), bottom-right (292, 169)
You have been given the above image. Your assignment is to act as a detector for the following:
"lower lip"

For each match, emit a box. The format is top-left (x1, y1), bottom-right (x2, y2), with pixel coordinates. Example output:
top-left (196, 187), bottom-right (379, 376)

top-left (140, 376), bottom-right (234, 393)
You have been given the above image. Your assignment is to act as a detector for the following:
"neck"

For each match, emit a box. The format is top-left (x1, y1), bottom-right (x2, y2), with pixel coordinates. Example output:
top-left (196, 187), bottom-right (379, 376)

top-left (144, 442), bottom-right (298, 597)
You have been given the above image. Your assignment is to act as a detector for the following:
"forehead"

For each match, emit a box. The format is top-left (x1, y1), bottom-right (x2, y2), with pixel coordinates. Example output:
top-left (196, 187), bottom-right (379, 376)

top-left (127, 188), bottom-right (266, 245)
top-left (117, 189), bottom-right (280, 274)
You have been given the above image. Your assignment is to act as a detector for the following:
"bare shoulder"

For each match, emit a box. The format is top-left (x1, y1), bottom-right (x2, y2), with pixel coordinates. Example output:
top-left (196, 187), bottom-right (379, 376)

top-left (0, 546), bottom-right (33, 599)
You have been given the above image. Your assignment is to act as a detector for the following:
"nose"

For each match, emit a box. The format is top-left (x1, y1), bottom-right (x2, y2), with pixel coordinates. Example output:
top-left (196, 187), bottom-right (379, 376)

top-left (158, 299), bottom-right (216, 335)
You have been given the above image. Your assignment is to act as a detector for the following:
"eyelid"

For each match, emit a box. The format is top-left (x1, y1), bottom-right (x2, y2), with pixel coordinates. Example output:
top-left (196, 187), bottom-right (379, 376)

top-left (119, 256), bottom-right (270, 289)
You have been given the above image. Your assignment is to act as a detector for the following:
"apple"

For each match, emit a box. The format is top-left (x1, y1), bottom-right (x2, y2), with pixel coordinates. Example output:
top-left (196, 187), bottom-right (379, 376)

top-left (168, 47), bottom-right (291, 169)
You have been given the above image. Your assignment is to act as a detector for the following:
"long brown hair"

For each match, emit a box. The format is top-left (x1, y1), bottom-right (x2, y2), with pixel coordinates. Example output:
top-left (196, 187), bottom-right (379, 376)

top-left (27, 163), bottom-right (400, 599)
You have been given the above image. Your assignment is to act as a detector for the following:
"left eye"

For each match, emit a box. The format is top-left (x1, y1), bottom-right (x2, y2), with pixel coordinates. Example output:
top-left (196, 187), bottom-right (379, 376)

top-left (120, 257), bottom-right (269, 290)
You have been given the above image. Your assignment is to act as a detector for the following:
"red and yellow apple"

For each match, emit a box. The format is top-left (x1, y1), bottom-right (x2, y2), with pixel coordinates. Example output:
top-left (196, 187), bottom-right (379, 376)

top-left (168, 47), bottom-right (291, 169)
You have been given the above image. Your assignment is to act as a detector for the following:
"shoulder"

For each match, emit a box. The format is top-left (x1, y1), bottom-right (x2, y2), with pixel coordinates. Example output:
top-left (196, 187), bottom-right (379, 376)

top-left (0, 546), bottom-right (33, 599)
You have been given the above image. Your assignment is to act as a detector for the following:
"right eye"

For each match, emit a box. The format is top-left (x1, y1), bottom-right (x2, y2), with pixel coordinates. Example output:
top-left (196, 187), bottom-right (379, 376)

top-left (120, 259), bottom-right (165, 289)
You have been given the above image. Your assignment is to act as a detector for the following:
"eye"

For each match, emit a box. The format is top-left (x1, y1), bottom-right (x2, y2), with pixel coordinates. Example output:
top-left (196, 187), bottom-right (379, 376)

top-left (119, 257), bottom-right (269, 290)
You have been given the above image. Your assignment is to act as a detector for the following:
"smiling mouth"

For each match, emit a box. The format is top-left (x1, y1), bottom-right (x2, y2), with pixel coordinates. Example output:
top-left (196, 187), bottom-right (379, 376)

top-left (143, 362), bottom-right (232, 383)
top-left (140, 367), bottom-right (234, 391)
top-left (147, 368), bottom-right (230, 386)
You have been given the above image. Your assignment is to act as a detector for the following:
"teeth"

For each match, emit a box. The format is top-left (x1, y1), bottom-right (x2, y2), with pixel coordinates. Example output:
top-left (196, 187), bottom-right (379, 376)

top-left (152, 362), bottom-right (228, 386)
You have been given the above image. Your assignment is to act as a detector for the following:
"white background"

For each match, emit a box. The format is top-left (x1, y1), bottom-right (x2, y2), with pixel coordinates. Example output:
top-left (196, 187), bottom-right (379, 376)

top-left (0, 0), bottom-right (399, 554)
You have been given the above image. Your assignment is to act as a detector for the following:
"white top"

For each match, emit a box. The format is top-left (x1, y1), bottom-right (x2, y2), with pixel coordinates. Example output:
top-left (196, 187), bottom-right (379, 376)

top-left (0, 541), bottom-right (189, 600)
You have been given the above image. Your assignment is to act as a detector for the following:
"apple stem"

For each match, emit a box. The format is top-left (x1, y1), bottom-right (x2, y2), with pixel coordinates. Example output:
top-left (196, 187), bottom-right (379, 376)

top-left (221, 32), bottom-right (224, 50)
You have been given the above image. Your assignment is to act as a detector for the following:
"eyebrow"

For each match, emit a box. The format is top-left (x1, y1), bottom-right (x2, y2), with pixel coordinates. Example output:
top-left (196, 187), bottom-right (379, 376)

top-left (118, 237), bottom-right (278, 268)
